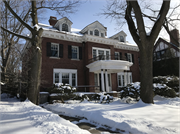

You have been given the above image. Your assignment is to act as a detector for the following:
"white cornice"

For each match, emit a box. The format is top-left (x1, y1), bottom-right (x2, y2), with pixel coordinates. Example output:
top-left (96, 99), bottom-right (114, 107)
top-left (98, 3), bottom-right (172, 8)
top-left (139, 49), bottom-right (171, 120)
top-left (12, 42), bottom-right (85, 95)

top-left (41, 29), bottom-right (139, 52)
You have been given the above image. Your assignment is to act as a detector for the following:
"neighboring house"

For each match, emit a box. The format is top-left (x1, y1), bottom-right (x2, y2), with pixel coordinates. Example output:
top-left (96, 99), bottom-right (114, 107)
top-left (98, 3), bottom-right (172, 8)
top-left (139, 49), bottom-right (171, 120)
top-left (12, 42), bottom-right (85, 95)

top-left (22, 16), bottom-right (140, 92)
top-left (153, 29), bottom-right (180, 76)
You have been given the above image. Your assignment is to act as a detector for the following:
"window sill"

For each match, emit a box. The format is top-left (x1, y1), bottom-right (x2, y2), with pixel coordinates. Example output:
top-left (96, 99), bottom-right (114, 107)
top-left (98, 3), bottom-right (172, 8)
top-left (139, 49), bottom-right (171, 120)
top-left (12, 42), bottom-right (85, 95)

top-left (49, 57), bottom-right (61, 59)
top-left (71, 59), bottom-right (80, 61)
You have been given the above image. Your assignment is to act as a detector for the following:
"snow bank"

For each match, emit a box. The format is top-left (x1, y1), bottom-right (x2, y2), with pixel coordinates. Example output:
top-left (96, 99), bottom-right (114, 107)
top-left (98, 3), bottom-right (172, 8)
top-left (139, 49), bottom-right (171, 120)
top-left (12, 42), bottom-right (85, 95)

top-left (0, 95), bottom-right (90, 134)
top-left (45, 96), bottom-right (180, 134)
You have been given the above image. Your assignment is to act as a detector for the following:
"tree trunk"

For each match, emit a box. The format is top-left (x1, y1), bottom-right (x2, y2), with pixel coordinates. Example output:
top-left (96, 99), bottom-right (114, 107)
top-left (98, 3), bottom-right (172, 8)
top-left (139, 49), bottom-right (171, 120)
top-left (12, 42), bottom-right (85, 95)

top-left (139, 42), bottom-right (154, 104)
top-left (27, 43), bottom-right (42, 104)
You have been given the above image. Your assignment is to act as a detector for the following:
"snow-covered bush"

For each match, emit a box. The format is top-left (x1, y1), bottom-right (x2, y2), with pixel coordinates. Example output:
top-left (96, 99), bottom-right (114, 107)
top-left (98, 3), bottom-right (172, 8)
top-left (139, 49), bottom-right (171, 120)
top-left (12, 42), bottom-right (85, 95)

top-left (153, 76), bottom-right (179, 92)
top-left (91, 93), bottom-right (113, 103)
top-left (153, 83), bottom-right (176, 98)
top-left (50, 83), bottom-right (76, 95)
top-left (120, 82), bottom-right (140, 101)
top-left (120, 81), bottom-right (177, 101)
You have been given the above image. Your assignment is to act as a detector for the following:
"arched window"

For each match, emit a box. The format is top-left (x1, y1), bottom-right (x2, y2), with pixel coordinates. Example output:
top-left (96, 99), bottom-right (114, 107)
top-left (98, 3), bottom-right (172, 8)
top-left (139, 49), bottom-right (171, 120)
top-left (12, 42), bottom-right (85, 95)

top-left (94, 29), bottom-right (99, 36)
top-left (120, 36), bottom-right (124, 42)
top-left (62, 23), bottom-right (68, 32)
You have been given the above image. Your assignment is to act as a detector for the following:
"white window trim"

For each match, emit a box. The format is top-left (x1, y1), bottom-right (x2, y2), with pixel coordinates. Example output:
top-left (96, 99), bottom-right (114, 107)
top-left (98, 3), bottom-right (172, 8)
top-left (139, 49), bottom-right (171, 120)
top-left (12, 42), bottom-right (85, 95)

top-left (51, 43), bottom-right (59, 57)
top-left (92, 47), bottom-right (111, 58)
top-left (53, 69), bottom-right (77, 86)
top-left (94, 28), bottom-right (100, 37)
top-left (117, 72), bottom-right (132, 87)
top-left (72, 46), bottom-right (79, 59)
top-left (127, 53), bottom-right (132, 62)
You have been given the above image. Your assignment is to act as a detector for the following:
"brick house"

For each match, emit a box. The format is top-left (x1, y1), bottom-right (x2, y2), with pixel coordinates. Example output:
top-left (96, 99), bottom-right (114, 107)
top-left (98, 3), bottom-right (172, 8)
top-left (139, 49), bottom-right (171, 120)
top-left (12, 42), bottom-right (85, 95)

top-left (22, 16), bottom-right (140, 92)
top-left (153, 29), bottom-right (180, 76)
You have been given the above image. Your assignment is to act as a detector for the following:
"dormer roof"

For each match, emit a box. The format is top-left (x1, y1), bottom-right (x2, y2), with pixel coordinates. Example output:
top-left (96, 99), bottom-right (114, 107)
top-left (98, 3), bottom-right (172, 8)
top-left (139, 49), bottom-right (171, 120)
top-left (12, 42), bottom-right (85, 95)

top-left (109, 31), bottom-right (127, 39)
top-left (54, 17), bottom-right (73, 30)
top-left (80, 21), bottom-right (107, 34)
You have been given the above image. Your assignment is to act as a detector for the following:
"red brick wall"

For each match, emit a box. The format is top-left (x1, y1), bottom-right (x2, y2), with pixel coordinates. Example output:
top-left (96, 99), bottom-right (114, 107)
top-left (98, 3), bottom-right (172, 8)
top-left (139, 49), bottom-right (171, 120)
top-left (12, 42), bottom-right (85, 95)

top-left (41, 37), bottom-right (85, 89)
top-left (40, 37), bottom-right (140, 92)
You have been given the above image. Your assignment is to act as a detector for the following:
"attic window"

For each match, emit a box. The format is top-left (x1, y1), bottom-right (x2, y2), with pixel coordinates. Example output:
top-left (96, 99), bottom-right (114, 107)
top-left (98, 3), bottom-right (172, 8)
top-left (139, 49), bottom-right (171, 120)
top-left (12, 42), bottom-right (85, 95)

top-left (94, 29), bottom-right (99, 36)
top-left (90, 31), bottom-right (93, 35)
top-left (120, 36), bottom-right (124, 42)
top-left (62, 23), bottom-right (68, 32)
top-left (101, 33), bottom-right (104, 37)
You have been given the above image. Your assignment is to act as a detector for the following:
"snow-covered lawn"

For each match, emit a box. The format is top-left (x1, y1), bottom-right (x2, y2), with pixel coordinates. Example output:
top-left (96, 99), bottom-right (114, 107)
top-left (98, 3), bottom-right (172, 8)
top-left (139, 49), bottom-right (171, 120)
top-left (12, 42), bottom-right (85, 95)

top-left (45, 95), bottom-right (180, 134)
top-left (0, 94), bottom-right (90, 134)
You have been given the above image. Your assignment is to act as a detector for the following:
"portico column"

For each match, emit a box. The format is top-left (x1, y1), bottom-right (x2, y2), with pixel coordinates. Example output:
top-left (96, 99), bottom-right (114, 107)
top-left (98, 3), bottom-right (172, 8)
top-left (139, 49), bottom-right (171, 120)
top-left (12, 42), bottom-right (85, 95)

top-left (101, 69), bottom-right (105, 92)
top-left (105, 69), bottom-right (109, 92)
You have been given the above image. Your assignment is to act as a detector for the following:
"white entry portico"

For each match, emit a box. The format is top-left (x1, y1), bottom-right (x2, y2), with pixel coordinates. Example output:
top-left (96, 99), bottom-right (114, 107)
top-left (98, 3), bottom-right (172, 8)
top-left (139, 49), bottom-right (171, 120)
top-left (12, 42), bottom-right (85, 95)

top-left (86, 60), bottom-right (133, 92)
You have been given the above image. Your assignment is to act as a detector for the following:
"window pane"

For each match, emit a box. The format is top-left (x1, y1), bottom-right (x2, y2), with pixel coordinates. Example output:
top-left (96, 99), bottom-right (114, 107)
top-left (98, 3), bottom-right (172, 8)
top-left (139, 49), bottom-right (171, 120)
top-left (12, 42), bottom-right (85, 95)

top-left (72, 73), bottom-right (76, 86)
top-left (51, 44), bottom-right (58, 57)
top-left (90, 31), bottom-right (93, 35)
top-left (120, 36), bottom-right (124, 42)
top-left (94, 74), bottom-right (98, 86)
top-left (62, 73), bottom-right (69, 84)
top-left (115, 52), bottom-right (119, 60)
top-left (106, 51), bottom-right (110, 60)
top-left (62, 23), bottom-right (68, 32)
top-left (98, 50), bottom-right (104, 60)
top-left (72, 47), bottom-right (78, 59)
top-left (94, 29), bottom-right (99, 36)
top-left (55, 73), bottom-right (59, 83)
top-left (101, 33), bottom-right (104, 37)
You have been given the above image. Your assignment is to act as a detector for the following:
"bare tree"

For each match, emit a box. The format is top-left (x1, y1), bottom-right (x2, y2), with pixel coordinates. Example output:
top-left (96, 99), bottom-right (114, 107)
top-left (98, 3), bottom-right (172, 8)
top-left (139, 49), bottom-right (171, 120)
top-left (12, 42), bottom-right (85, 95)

top-left (1, 0), bottom-right (82, 104)
top-left (101, 0), bottom-right (180, 103)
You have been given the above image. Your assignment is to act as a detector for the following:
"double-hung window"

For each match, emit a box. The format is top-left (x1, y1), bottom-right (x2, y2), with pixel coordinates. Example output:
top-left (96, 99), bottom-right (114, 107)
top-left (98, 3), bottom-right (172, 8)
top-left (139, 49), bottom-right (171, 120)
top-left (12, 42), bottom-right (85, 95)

top-left (94, 29), bottom-right (99, 36)
top-left (51, 43), bottom-right (58, 57)
top-left (127, 53), bottom-right (132, 62)
top-left (72, 46), bottom-right (79, 59)
top-left (47, 42), bottom-right (63, 58)
top-left (68, 45), bottom-right (82, 60)
top-left (120, 36), bottom-right (124, 42)
top-left (117, 72), bottom-right (132, 87)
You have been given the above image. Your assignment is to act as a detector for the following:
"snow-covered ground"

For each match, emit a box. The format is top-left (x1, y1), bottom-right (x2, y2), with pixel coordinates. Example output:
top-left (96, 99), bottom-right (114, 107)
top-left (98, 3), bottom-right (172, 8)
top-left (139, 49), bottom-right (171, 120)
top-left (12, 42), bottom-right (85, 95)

top-left (1, 93), bottom-right (179, 134)
top-left (45, 95), bottom-right (180, 134)
top-left (0, 93), bottom-right (90, 134)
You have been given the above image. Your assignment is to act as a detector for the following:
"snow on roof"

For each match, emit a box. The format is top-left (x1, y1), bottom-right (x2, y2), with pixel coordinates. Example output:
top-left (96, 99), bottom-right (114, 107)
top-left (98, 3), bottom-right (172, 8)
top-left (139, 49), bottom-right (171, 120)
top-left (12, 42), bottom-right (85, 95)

top-left (38, 23), bottom-right (83, 36)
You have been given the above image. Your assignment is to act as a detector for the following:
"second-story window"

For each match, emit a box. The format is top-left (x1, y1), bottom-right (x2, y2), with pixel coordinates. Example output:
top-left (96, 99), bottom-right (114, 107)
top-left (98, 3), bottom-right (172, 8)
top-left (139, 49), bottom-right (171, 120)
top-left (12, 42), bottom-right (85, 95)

top-left (51, 44), bottom-right (58, 57)
top-left (72, 46), bottom-right (79, 59)
top-left (94, 29), bottom-right (99, 36)
top-left (47, 42), bottom-right (63, 58)
top-left (120, 36), bottom-right (124, 42)
top-left (62, 23), bottom-right (68, 32)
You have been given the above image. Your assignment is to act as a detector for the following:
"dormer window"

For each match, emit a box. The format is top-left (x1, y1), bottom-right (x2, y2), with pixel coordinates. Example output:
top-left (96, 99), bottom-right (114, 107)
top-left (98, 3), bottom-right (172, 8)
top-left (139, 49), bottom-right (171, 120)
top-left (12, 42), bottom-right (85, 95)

top-left (120, 36), bottom-right (124, 42)
top-left (101, 33), bottom-right (104, 37)
top-left (94, 29), bottom-right (99, 36)
top-left (90, 31), bottom-right (93, 35)
top-left (62, 23), bottom-right (68, 32)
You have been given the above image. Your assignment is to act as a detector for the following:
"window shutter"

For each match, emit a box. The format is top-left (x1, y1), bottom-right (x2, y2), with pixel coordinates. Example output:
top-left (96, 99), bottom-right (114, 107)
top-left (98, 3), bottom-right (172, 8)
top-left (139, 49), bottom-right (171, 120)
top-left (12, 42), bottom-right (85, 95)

top-left (125, 53), bottom-right (128, 61)
top-left (79, 46), bottom-right (82, 60)
top-left (59, 44), bottom-right (63, 58)
top-left (47, 42), bottom-right (51, 56)
top-left (132, 54), bottom-right (134, 63)
top-left (68, 45), bottom-right (72, 59)
top-left (119, 52), bottom-right (122, 60)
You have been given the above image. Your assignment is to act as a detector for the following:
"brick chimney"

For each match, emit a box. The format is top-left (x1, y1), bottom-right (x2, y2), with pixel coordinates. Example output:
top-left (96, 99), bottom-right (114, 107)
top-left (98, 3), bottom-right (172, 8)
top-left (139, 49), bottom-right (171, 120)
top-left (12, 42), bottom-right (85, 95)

top-left (170, 29), bottom-right (180, 47)
top-left (49, 16), bottom-right (57, 26)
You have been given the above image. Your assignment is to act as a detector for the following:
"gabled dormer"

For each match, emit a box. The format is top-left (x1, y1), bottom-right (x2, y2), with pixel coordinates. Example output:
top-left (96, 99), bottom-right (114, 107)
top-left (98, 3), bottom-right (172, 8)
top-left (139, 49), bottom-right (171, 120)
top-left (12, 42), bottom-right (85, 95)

top-left (80, 21), bottom-right (107, 37)
top-left (110, 31), bottom-right (127, 43)
top-left (52, 17), bottom-right (73, 32)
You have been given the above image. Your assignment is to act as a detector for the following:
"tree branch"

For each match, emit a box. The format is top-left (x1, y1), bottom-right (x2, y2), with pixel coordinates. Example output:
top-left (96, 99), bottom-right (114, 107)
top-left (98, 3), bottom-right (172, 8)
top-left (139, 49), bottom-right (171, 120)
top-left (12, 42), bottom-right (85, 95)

top-left (150, 0), bottom-right (170, 43)
top-left (130, 1), bottom-right (146, 41)
top-left (1, 26), bottom-right (31, 41)
top-left (125, 1), bottom-right (141, 47)
top-left (3, 1), bottom-right (33, 33)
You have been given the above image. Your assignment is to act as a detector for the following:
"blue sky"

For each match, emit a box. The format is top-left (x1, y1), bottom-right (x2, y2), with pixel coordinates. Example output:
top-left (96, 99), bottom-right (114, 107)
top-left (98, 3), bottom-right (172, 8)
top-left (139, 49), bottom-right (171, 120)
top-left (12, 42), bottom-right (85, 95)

top-left (39, 0), bottom-right (180, 45)
top-left (39, 0), bottom-right (136, 44)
